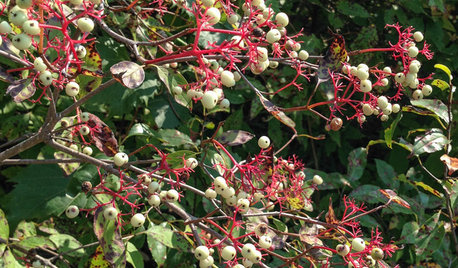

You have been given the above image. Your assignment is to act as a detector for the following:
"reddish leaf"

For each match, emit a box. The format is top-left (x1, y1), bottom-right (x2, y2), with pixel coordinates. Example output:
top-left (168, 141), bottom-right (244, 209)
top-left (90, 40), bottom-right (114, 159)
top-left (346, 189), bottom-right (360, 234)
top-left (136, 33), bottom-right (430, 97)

top-left (86, 113), bottom-right (118, 156)
top-left (325, 197), bottom-right (339, 224)
top-left (380, 189), bottom-right (411, 209)
top-left (440, 154), bottom-right (458, 175)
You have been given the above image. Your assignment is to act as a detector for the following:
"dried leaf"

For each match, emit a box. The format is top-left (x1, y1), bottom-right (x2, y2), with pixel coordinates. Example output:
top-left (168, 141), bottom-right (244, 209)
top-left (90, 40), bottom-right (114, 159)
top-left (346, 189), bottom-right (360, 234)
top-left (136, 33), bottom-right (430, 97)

top-left (325, 197), bottom-right (339, 224)
top-left (379, 189), bottom-right (411, 209)
top-left (217, 130), bottom-right (254, 146)
top-left (86, 113), bottom-right (119, 156)
top-left (6, 79), bottom-right (36, 102)
top-left (440, 154), bottom-right (458, 175)
top-left (110, 61), bottom-right (145, 89)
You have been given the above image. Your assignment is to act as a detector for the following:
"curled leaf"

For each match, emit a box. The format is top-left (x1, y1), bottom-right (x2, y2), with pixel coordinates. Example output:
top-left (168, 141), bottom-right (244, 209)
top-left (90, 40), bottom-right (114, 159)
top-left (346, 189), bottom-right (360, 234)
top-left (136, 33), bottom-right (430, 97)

top-left (110, 61), bottom-right (145, 89)
top-left (6, 79), bottom-right (36, 102)
top-left (440, 154), bottom-right (458, 175)
top-left (217, 130), bottom-right (254, 146)
top-left (434, 64), bottom-right (452, 82)
top-left (86, 113), bottom-right (119, 156)
top-left (412, 128), bottom-right (449, 156)
top-left (380, 189), bottom-right (411, 209)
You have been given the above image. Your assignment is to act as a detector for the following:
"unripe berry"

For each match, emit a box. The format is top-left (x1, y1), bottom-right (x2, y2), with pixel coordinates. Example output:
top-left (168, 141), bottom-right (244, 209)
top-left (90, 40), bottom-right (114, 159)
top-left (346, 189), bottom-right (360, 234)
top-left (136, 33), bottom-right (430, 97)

top-left (382, 66), bottom-right (392, 75)
top-left (12, 33), bottom-right (32, 50)
top-left (380, 114), bottom-right (389, 121)
top-left (195, 246), bottom-right (210, 260)
top-left (220, 70), bottom-right (235, 87)
top-left (77, 18), bottom-right (94, 33)
top-left (166, 189), bottom-right (179, 202)
top-left (0, 21), bottom-right (12, 34)
top-left (351, 237), bottom-right (366, 252)
top-left (409, 62), bottom-right (420, 73)
top-left (258, 236), bottom-right (272, 249)
top-left (356, 69), bottom-right (369, 80)
top-left (130, 213), bottom-right (145, 227)
top-left (382, 103), bottom-right (392, 115)
top-left (221, 186), bottom-right (235, 199)
top-left (249, 250), bottom-right (262, 263)
top-left (394, 72), bottom-right (405, 83)
top-left (275, 12), bottom-right (289, 27)
top-left (408, 46), bottom-right (419, 57)
top-left (9, 7), bottom-right (28, 26)
top-left (299, 50), bottom-right (309, 61)
top-left (82, 146), bottom-right (93, 156)
top-left (81, 112), bottom-right (90, 122)
top-left (199, 256), bottom-right (214, 268)
top-left (148, 194), bottom-right (161, 207)
top-left (113, 152), bottom-right (129, 166)
top-left (336, 244), bottom-right (350, 256)
top-left (330, 117), bottom-right (343, 131)
top-left (206, 7), bottom-right (221, 25)
top-left (422, 85), bottom-right (432, 96)
top-left (148, 181), bottom-right (160, 194)
top-left (237, 198), bottom-right (250, 211)
top-left (79, 125), bottom-right (90, 135)
top-left (201, 91), bottom-right (218, 109)
top-left (266, 29), bottom-right (281, 44)
top-left (185, 157), bottom-right (198, 169)
top-left (65, 81), bottom-right (80, 97)
top-left (312, 175), bottom-right (323, 185)
top-left (258, 136), bottom-right (270, 149)
top-left (392, 103), bottom-right (401, 113)
top-left (38, 70), bottom-right (53, 86)
top-left (34, 57), bottom-right (47, 72)
top-left (219, 98), bottom-right (230, 109)
top-left (221, 246), bottom-right (236, 260)
top-left (69, 144), bottom-right (79, 152)
top-left (413, 31), bottom-right (424, 42)
top-left (22, 20), bottom-right (40, 35)
top-left (75, 45), bottom-right (87, 58)
top-left (203, 188), bottom-right (217, 199)
top-left (103, 207), bottom-right (118, 220)
top-left (359, 79), bottom-right (372, 92)
top-left (377, 96), bottom-right (389, 110)
top-left (371, 247), bottom-right (384, 260)
top-left (227, 13), bottom-right (239, 25)
top-left (412, 89), bottom-right (423, 100)
top-left (65, 205), bottom-right (79, 218)
top-left (225, 195), bottom-right (237, 206)
top-left (381, 78), bottom-right (389, 86)
top-left (242, 243), bottom-right (257, 258)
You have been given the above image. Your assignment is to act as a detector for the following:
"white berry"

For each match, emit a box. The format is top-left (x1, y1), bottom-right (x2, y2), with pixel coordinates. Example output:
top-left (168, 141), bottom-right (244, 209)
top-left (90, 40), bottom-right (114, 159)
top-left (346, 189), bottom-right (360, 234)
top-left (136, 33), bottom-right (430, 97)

top-left (408, 46), bottom-right (419, 57)
top-left (77, 18), bottom-right (94, 33)
top-left (22, 20), bottom-right (40, 35)
top-left (257, 136), bottom-right (270, 149)
top-left (221, 246), bottom-right (236, 260)
top-left (17, 0), bottom-right (33, 9)
top-left (166, 189), bottom-right (179, 202)
top-left (38, 70), bottom-right (53, 86)
top-left (130, 213), bottom-right (145, 227)
top-left (413, 31), bottom-right (424, 42)
top-left (103, 207), bottom-right (118, 220)
top-left (351, 238), bottom-right (366, 252)
top-left (421, 85), bottom-right (432, 96)
top-left (201, 91), bottom-right (218, 109)
top-left (65, 205), bottom-right (79, 218)
top-left (33, 57), bottom-right (47, 72)
top-left (242, 243), bottom-right (257, 258)
top-left (412, 89), bottom-right (423, 100)
top-left (65, 81), bottom-right (80, 97)
top-left (82, 146), bottom-right (93, 156)
top-left (220, 70), bottom-right (235, 87)
top-left (199, 256), bottom-right (214, 268)
top-left (275, 12), bottom-right (289, 27)
top-left (194, 246), bottom-right (210, 261)
top-left (79, 125), bottom-right (90, 135)
top-left (359, 79), bottom-right (372, 92)
top-left (392, 103), bottom-right (401, 113)
top-left (206, 7), bottom-right (221, 25)
top-left (237, 198), bottom-right (250, 211)
top-left (148, 181), bottom-right (160, 194)
top-left (377, 96), bottom-right (389, 110)
top-left (113, 152), bottom-right (129, 167)
top-left (312, 175), bottom-right (323, 185)
top-left (205, 188), bottom-right (217, 199)
top-left (258, 236), bottom-right (272, 249)
top-left (9, 6), bottom-right (28, 26)
top-left (394, 72), bottom-right (405, 83)
top-left (221, 186), bottom-right (235, 199)
top-left (336, 244), bottom-right (350, 256)
top-left (219, 98), bottom-right (230, 109)
top-left (299, 50), bottom-right (309, 61)
top-left (266, 29), bottom-right (281, 44)
top-left (148, 194), bottom-right (161, 207)
top-left (0, 21), bottom-right (12, 34)
top-left (12, 33), bottom-right (32, 50)
top-left (185, 157), bottom-right (198, 169)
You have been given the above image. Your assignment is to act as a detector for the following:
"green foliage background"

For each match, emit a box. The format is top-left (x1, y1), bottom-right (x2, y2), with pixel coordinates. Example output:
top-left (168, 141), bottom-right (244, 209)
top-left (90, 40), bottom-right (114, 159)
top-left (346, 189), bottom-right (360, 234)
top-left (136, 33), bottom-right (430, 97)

top-left (1, 0), bottom-right (457, 267)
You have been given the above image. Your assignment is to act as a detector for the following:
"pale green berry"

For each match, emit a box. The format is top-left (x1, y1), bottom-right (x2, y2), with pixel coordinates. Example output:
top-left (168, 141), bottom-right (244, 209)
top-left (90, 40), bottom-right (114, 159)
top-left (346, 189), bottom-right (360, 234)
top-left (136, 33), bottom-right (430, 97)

top-left (242, 243), bottom-right (257, 258)
top-left (408, 46), bottom-right (419, 57)
top-left (12, 33), bottom-right (32, 50)
top-left (201, 91), bottom-right (218, 109)
top-left (299, 50), bottom-right (309, 61)
top-left (166, 189), bottom-right (179, 202)
top-left (275, 12), bottom-right (289, 27)
top-left (219, 98), bottom-right (230, 109)
top-left (206, 7), bottom-right (221, 25)
top-left (130, 213), bottom-right (145, 227)
top-left (147, 181), bottom-right (159, 194)
top-left (221, 186), bottom-right (235, 199)
top-left (243, 258), bottom-right (254, 268)
top-left (77, 18), bottom-right (94, 33)
top-left (409, 62), bottom-right (420, 73)
top-left (336, 244), bottom-right (350, 256)
top-left (371, 247), bottom-right (384, 260)
top-left (33, 57), bottom-right (47, 72)
top-left (38, 70), bottom-right (53, 86)
top-left (185, 157), bottom-right (198, 168)
top-left (199, 256), bottom-right (214, 267)
top-left (348, 260), bottom-right (359, 268)
top-left (9, 6), bottom-right (28, 26)
top-left (221, 246), bottom-right (236, 260)
top-left (259, 236), bottom-right (272, 249)
top-left (65, 205), bottom-right (79, 218)
top-left (69, 0), bottom-right (84, 5)
top-left (312, 175), bottom-right (323, 185)
top-left (258, 136), bottom-right (270, 149)
top-left (357, 63), bottom-right (369, 71)
top-left (103, 207), bottom-right (118, 220)
top-left (269, 61), bottom-right (279, 68)
top-left (356, 69), bottom-right (369, 80)
top-left (263, 8), bottom-right (274, 19)
top-left (377, 96), bottom-right (389, 109)
top-left (79, 125), bottom-right (90, 135)
top-left (22, 20), bottom-right (40, 35)
top-left (382, 103), bottom-right (392, 115)
top-left (113, 152), bottom-right (128, 166)
top-left (256, 47), bottom-right (268, 62)
top-left (382, 66), bottom-right (392, 75)
top-left (359, 79), bottom-right (372, 92)
top-left (412, 89), bottom-right (423, 100)
top-left (225, 195), bottom-right (237, 206)
top-left (392, 103), bottom-right (401, 113)
top-left (205, 188), bottom-right (217, 199)
top-left (0, 21), bottom-right (12, 34)
top-left (75, 45), bottom-right (87, 58)
top-left (405, 73), bottom-right (416, 85)
top-left (381, 78), bottom-right (389, 86)
top-left (148, 194), bottom-right (161, 207)
top-left (413, 31), bottom-right (424, 42)
top-left (290, 51), bottom-right (298, 58)
top-left (394, 72), bottom-right (405, 83)
top-left (227, 13), bottom-right (239, 25)
top-left (380, 114), bottom-right (389, 121)
top-left (266, 29), bottom-right (281, 44)
top-left (249, 250), bottom-right (262, 263)
top-left (351, 238), bottom-right (366, 252)
top-left (358, 115), bottom-right (366, 124)
top-left (82, 146), bottom-right (93, 155)
top-left (65, 81), bottom-right (80, 97)
top-left (69, 144), bottom-right (79, 151)
top-left (237, 198), bottom-right (250, 211)
top-left (81, 112), bottom-right (90, 122)
top-left (422, 85), bottom-right (432, 96)
top-left (17, 0), bottom-right (33, 9)
top-left (220, 70), bottom-right (235, 87)
top-left (233, 71), bottom-right (241, 81)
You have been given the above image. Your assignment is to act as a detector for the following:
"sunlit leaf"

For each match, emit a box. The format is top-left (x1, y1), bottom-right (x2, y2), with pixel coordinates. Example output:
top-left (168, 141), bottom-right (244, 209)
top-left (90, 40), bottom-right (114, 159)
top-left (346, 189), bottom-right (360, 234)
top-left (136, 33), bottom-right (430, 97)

top-left (6, 79), bottom-right (36, 102)
top-left (86, 113), bottom-right (119, 157)
top-left (431, 79), bottom-right (449, 90)
top-left (402, 105), bottom-right (447, 129)
top-left (110, 61), bottom-right (145, 89)
top-left (384, 113), bottom-right (402, 149)
top-left (412, 128), bottom-right (449, 156)
top-left (54, 151), bottom-right (80, 175)
top-left (434, 64), bottom-right (452, 82)
top-left (49, 234), bottom-right (85, 257)
top-left (0, 209), bottom-right (8, 256)
top-left (379, 189), bottom-right (411, 208)
top-left (410, 99), bottom-right (450, 125)
top-left (440, 154), bottom-right (458, 175)
top-left (126, 242), bottom-right (144, 268)
top-left (217, 130), bottom-right (255, 146)
top-left (145, 223), bottom-right (192, 251)
top-left (89, 246), bottom-right (110, 268)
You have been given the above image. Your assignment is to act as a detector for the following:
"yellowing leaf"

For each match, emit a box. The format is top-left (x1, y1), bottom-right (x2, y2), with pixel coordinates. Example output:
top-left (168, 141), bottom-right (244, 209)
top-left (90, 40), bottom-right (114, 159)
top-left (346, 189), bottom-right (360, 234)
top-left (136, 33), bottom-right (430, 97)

top-left (431, 79), bottom-right (449, 91)
top-left (89, 246), bottom-right (110, 268)
top-left (434, 64), bottom-right (452, 81)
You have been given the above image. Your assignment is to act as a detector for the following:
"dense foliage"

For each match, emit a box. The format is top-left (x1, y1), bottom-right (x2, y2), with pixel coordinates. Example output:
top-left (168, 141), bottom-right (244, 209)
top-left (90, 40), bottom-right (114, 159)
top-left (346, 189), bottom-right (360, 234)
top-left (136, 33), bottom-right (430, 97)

top-left (0, 0), bottom-right (457, 267)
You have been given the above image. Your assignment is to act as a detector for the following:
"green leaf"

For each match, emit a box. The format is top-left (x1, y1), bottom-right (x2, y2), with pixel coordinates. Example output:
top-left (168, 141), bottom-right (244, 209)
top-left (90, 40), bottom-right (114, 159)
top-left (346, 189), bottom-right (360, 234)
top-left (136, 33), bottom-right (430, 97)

top-left (49, 234), bottom-right (85, 257)
top-left (150, 96), bottom-right (180, 129)
top-left (384, 113), bottom-right (402, 149)
top-left (336, 0), bottom-right (370, 18)
top-left (434, 64), bottom-right (452, 82)
top-left (14, 221), bottom-right (36, 239)
top-left (399, 221), bottom-right (420, 244)
top-left (157, 129), bottom-right (195, 148)
top-left (127, 123), bottom-right (155, 138)
top-left (126, 242), bottom-right (144, 268)
top-left (415, 213), bottom-right (445, 260)
top-left (272, 218), bottom-right (288, 233)
top-left (410, 99), bottom-right (450, 125)
top-left (412, 129), bottom-right (449, 156)
top-left (0, 209), bottom-right (9, 242)
top-left (349, 185), bottom-right (382, 204)
top-left (375, 159), bottom-right (397, 186)
top-left (347, 148), bottom-right (367, 181)
top-left (1, 248), bottom-right (23, 268)
top-left (147, 224), bottom-right (167, 266)
top-left (17, 236), bottom-right (54, 251)
top-left (4, 165), bottom-right (71, 227)
top-left (145, 224), bottom-right (192, 251)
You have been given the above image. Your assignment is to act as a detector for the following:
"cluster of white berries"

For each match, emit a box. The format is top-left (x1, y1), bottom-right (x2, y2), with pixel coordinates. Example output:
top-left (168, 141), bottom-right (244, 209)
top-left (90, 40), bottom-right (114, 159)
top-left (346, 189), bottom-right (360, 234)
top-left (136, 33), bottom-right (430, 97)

top-left (335, 238), bottom-right (384, 267)
top-left (194, 242), bottom-right (264, 268)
